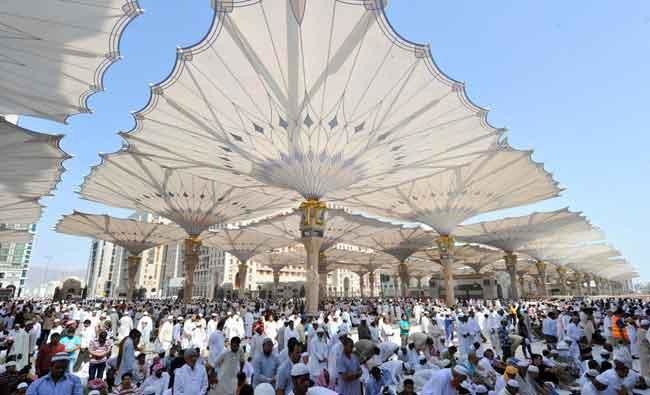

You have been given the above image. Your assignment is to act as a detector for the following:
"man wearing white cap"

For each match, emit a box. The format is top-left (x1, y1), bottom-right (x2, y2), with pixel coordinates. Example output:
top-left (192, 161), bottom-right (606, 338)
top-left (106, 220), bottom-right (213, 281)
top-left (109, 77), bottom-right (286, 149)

top-left (421, 364), bottom-right (469, 395)
top-left (157, 316), bottom-right (173, 352)
top-left (308, 327), bottom-right (328, 381)
top-left (136, 311), bottom-right (153, 350)
top-left (26, 352), bottom-right (82, 395)
top-left (174, 348), bottom-right (208, 395)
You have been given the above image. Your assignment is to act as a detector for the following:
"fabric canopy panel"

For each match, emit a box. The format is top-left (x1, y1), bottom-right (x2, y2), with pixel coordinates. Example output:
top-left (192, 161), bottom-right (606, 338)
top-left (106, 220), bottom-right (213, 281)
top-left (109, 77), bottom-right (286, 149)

top-left (201, 228), bottom-right (294, 263)
top-left (0, 118), bottom-right (70, 223)
top-left (55, 211), bottom-right (187, 254)
top-left (247, 208), bottom-right (400, 253)
top-left (254, 245), bottom-right (396, 273)
top-left (0, 229), bottom-right (32, 244)
top-left (0, 1), bottom-right (142, 122)
top-left (337, 148), bottom-right (561, 235)
top-left (454, 208), bottom-right (589, 253)
top-left (412, 244), bottom-right (504, 274)
top-left (0, 196), bottom-right (42, 225)
top-left (351, 225), bottom-right (437, 262)
top-left (79, 151), bottom-right (300, 235)
top-left (123, 0), bottom-right (504, 200)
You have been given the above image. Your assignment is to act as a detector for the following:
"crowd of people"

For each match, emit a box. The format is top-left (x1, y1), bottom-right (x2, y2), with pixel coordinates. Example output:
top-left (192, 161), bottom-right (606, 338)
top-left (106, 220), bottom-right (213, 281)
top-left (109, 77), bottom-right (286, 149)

top-left (0, 295), bottom-right (648, 395)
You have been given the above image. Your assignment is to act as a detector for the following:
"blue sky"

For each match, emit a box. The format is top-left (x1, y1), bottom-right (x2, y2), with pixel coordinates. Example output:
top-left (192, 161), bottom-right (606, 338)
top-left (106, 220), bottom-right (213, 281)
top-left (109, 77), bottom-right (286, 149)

top-left (20, 0), bottom-right (650, 281)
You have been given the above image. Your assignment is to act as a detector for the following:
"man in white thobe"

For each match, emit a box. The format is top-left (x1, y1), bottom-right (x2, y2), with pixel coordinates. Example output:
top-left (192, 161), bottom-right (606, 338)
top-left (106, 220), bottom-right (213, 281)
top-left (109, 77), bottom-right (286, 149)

top-left (117, 314), bottom-right (133, 341)
top-left (308, 327), bottom-right (329, 381)
top-left (137, 312), bottom-right (153, 350)
top-left (421, 365), bottom-right (469, 395)
top-left (174, 348), bottom-right (208, 395)
top-left (213, 337), bottom-right (245, 395)
top-left (157, 316), bottom-right (173, 352)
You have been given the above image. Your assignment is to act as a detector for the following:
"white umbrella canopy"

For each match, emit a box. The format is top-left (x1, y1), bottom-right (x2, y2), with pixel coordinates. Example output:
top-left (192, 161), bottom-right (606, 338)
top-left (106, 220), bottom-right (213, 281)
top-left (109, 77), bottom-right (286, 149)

top-left (413, 244), bottom-right (505, 274)
top-left (245, 208), bottom-right (400, 253)
top-left (0, 118), bottom-right (70, 223)
top-left (454, 208), bottom-right (590, 253)
top-left (0, 228), bottom-right (32, 244)
top-left (336, 147), bottom-right (562, 235)
top-left (122, 0), bottom-right (504, 200)
top-left (79, 151), bottom-right (300, 235)
top-left (0, 0), bottom-right (142, 122)
top-left (201, 228), bottom-right (295, 264)
top-left (0, 196), bottom-right (42, 225)
top-left (55, 211), bottom-right (187, 255)
top-left (351, 225), bottom-right (437, 263)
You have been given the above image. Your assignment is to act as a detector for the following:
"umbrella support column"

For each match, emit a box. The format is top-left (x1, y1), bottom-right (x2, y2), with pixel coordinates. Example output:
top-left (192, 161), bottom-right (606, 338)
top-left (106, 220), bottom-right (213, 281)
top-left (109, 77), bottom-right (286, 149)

top-left (126, 255), bottom-right (141, 301)
top-left (183, 236), bottom-right (201, 304)
top-left (505, 253), bottom-right (519, 300)
top-left (299, 200), bottom-right (326, 316)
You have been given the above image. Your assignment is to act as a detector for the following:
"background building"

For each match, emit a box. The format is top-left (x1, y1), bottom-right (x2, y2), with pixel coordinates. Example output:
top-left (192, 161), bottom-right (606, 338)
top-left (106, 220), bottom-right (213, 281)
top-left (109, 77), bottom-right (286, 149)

top-left (0, 223), bottom-right (35, 296)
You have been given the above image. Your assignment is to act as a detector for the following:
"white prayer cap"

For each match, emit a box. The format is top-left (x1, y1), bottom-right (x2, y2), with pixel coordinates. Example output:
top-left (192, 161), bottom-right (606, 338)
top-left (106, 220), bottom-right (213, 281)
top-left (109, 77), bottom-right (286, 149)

top-left (527, 365), bottom-right (539, 373)
top-left (254, 383), bottom-right (275, 395)
top-left (290, 363), bottom-right (310, 377)
top-left (88, 391), bottom-right (101, 395)
top-left (167, 315), bottom-right (174, 320)
top-left (640, 319), bottom-right (650, 326)
top-left (5, 361), bottom-right (16, 367)
top-left (507, 379), bottom-right (520, 388)
top-left (16, 383), bottom-right (28, 390)
top-left (475, 384), bottom-right (488, 393)
top-left (556, 341), bottom-right (569, 350)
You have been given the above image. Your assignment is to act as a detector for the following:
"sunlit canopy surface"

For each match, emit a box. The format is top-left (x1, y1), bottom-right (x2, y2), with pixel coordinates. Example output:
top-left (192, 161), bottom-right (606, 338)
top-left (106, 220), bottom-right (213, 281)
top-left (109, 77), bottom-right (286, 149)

top-left (418, 244), bottom-right (505, 273)
top-left (254, 245), bottom-right (396, 273)
top-left (0, 229), bottom-right (32, 244)
top-left (351, 225), bottom-right (437, 262)
top-left (454, 208), bottom-right (590, 253)
top-left (0, 0), bottom-right (142, 122)
top-left (339, 148), bottom-right (561, 235)
top-left (56, 211), bottom-right (187, 254)
top-left (123, 0), bottom-right (503, 200)
top-left (248, 208), bottom-right (398, 253)
top-left (1, 118), bottom-right (70, 223)
top-left (79, 151), bottom-right (299, 235)
top-left (201, 228), bottom-right (294, 263)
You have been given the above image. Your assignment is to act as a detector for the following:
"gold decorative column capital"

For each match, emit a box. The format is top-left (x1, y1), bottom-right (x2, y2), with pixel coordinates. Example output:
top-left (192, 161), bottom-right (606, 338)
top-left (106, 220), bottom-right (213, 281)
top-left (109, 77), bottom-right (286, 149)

top-left (504, 252), bottom-right (517, 271)
top-left (299, 199), bottom-right (327, 238)
top-left (435, 235), bottom-right (455, 255)
top-left (184, 235), bottom-right (202, 256)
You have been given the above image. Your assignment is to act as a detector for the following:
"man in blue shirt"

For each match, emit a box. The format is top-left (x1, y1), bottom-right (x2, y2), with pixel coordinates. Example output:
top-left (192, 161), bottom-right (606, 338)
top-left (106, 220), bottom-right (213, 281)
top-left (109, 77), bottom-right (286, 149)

top-left (366, 363), bottom-right (395, 395)
top-left (27, 352), bottom-right (82, 395)
top-left (276, 341), bottom-right (303, 395)
top-left (252, 338), bottom-right (279, 387)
